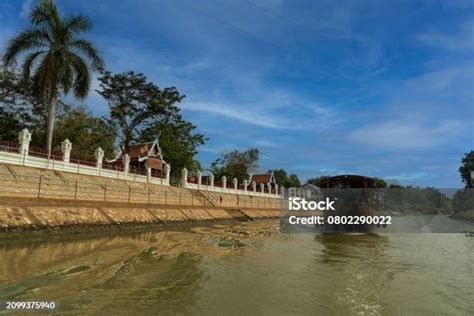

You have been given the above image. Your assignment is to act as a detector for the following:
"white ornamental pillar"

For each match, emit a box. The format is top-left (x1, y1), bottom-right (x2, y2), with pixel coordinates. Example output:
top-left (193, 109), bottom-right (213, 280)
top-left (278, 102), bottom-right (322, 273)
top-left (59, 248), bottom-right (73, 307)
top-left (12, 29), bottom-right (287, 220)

top-left (210, 173), bottom-right (215, 187)
top-left (267, 183), bottom-right (272, 194)
top-left (280, 186), bottom-right (285, 196)
top-left (233, 178), bottom-right (238, 190)
top-left (94, 147), bottom-right (104, 169)
top-left (274, 184), bottom-right (279, 196)
top-left (243, 180), bottom-right (248, 192)
top-left (197, 171), bottom-right (202, 188)
top-left (252, 181), bottom-right (256, 193)
top-left (181, 168), bottom-right (188, 188)
top-left (260, 183), bottom-right (265, 193)
top-left (123, 153), bottom-right (130, 174)
top-left (61, 139), bottom-right (72, 163)
top-left (165, 163), bottom-right (171, 183)
top-left (18, 128), bottom-right (32, 156)
top-left (182, 168), bottom-right (188, 186)
top-left (147, 167), bottom-right (152, 181)
top-left (222, 176), bottom-right (227, 189)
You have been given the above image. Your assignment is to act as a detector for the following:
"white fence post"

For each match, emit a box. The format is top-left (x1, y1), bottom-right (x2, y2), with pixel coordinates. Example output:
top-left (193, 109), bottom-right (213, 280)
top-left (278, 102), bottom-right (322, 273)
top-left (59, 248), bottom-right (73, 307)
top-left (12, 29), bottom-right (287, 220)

top-left (61, 139), bottom-right (72, 164)
top-left (210, 173), bottom-right (214, 187)
top-left (280, 186), bottom-right (285, 196)
top-left (197, 171), bottom-right (202, 188)
top-left (243, 180), bottom-right (248, 192)
top-left (222, 176), bottom-right (227, 189)
top-left (233, 178), bottom-right (238, 190)
top-left (94, 147), bottom-right (104, 169)
top-left (267, 183), bottom-right (272, 195)
top-left (182, 168), bottom-right (188, 187)
top-left (260, 183), bottom-right (265, 194)
top-left (165, 163), bottom-right (171, 184)
top-left (123, 153), bottom-right (130, 174)
top-left (274, 184), bottom-right (279, 196)
top-left (18, 128), bottom-right (31, 156)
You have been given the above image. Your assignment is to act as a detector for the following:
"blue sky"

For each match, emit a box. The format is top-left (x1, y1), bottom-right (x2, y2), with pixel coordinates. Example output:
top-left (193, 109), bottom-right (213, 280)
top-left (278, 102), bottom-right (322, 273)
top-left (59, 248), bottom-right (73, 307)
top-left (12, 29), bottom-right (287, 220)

top-left (1, 0), bottom-right (473, 187)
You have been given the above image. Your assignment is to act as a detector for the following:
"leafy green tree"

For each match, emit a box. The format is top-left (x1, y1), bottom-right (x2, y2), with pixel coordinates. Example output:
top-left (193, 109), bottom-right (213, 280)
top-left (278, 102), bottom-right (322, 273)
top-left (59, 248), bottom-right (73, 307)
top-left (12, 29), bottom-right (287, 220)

top-left (459, 151), bottom-right (474, 188)
top-left (53, 107), bottom-right (117, 160)
top-left (288, 174), bottom-right (301, 187)
top-left (0, 66), bottom-right (70, 144)
top-left (140, 114), bottom-right (206, 178)
top-left (0, 67), bottom-right (40, 139)
top-left (97, 71), bottom-right (184, 153)
top-left (2, 0), bottom-right (104, 156)
top-left (211, 148), bottom-right (259, 181)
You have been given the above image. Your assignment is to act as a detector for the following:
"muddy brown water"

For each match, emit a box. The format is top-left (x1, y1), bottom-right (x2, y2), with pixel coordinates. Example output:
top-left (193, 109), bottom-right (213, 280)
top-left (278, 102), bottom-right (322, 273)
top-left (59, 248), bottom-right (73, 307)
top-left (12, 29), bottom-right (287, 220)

top-left (0, 218), bottom-right (473, 315)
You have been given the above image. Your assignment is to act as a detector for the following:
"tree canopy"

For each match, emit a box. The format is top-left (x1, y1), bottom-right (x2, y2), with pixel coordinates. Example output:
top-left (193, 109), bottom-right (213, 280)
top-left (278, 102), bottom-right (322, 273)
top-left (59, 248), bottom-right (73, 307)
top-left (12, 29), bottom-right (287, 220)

top-left (2, 0), bottom-right (104, 155)
top-left (97, 71), bottom-right (185, 153)
top-left (211, 148), bottom-right (259, 181)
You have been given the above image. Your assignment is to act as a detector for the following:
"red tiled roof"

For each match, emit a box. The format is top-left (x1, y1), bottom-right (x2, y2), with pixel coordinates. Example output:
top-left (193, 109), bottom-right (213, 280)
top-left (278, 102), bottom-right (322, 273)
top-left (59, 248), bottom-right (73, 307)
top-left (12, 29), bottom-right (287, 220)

top-left (251, 173), bottom-right (274, 184)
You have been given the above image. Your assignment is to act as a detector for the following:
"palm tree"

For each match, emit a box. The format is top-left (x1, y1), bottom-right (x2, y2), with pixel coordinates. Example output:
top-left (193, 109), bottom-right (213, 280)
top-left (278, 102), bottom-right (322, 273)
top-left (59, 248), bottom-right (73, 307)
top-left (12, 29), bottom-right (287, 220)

top-left (2, 0), bottom-right (104, 156)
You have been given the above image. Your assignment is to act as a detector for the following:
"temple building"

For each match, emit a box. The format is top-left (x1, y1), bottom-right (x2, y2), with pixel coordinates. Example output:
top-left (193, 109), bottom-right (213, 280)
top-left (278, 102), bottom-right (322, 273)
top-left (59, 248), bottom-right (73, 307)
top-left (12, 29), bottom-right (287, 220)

top-left (109, 139), bottom-right (166, 173)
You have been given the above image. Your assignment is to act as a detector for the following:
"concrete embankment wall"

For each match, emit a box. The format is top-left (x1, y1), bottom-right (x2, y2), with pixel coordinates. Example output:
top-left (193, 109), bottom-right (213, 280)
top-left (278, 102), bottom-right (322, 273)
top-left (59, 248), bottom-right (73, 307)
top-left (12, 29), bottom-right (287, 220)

top-left (0, 164), bottom-right (282, 234)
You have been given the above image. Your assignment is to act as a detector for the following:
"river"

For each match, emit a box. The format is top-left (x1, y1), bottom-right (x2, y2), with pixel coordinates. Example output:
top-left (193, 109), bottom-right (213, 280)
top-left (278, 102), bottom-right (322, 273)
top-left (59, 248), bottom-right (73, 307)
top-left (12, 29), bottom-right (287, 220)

top-left (0, 217), bottom-right (473, 315)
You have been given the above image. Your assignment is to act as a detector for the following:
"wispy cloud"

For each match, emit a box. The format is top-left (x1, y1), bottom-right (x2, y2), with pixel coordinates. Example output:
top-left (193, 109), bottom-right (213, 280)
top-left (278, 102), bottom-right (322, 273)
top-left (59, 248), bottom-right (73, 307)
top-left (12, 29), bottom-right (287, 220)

top-left (349, 118), bottom-right (465, 150)
top-left (416, 20), bottom-right (474, 52)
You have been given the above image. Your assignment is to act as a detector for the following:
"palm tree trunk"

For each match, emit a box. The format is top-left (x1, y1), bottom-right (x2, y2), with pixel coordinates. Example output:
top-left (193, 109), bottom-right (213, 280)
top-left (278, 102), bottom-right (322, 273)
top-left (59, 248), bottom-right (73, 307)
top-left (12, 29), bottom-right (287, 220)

top-left (45, 93), bottom-right (57, 158)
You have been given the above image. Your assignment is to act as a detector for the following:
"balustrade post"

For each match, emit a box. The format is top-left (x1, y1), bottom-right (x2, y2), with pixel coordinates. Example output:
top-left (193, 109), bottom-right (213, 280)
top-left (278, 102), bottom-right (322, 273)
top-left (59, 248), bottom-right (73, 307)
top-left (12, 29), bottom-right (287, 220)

top-left (280, 186), bottom-right (285, 197)
top-left (222, 176), bottom-right (227, 189)
top-left (197, 171), bottom-right (202, 188)
top-left (181, 167), bottom-right (188, 187)
top-left (61, 139), bottom-right (72, 164)
top-left (123, 154), bottom-right (130, 174)
top-left (210, 173), bottom-right (215, 188)
top-left (233, 178), bottom-right (238, 190)
top-left (165, 163), bottom-right (171, 185)
top-left (18, 128), bottom-right (32, 157)
top-left (243, 180), bottom-right (248, 192)
top-left (252, 181), bottom-right (256, 193)
top-left (94, 147), bottom-right (104, 169)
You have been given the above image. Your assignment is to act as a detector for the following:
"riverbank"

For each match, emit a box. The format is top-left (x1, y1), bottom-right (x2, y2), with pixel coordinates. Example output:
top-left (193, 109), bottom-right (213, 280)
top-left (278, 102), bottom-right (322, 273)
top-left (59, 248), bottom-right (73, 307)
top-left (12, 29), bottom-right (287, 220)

top-left (0, 196), bottom-right (280, 238)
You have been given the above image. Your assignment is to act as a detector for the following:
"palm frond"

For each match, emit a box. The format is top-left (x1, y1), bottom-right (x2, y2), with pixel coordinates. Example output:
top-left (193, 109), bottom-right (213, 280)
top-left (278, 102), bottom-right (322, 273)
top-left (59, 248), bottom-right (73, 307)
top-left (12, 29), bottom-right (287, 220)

top-left (32, 52), bottom-right (55, 101)
top-left (30, 0), bottom-right (58, 28)
top-left (2, 28), bottom-right (50, 66)
top-left (68, 52), bottom-right (91, 99)
top-left (21, 50), bottom-right (46, 83)
top-left (63, 14), bottom-right (92, 34)
top-left (69, 39), bottom-right (105, 71)
top-left (60, 64), bottom-right (73, 95)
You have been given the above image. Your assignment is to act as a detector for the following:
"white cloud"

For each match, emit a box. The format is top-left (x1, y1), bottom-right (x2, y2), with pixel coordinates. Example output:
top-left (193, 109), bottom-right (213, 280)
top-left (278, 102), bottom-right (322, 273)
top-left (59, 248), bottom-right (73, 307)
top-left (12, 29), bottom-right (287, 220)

top-left (349, 118), bottom-right (465, 150)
